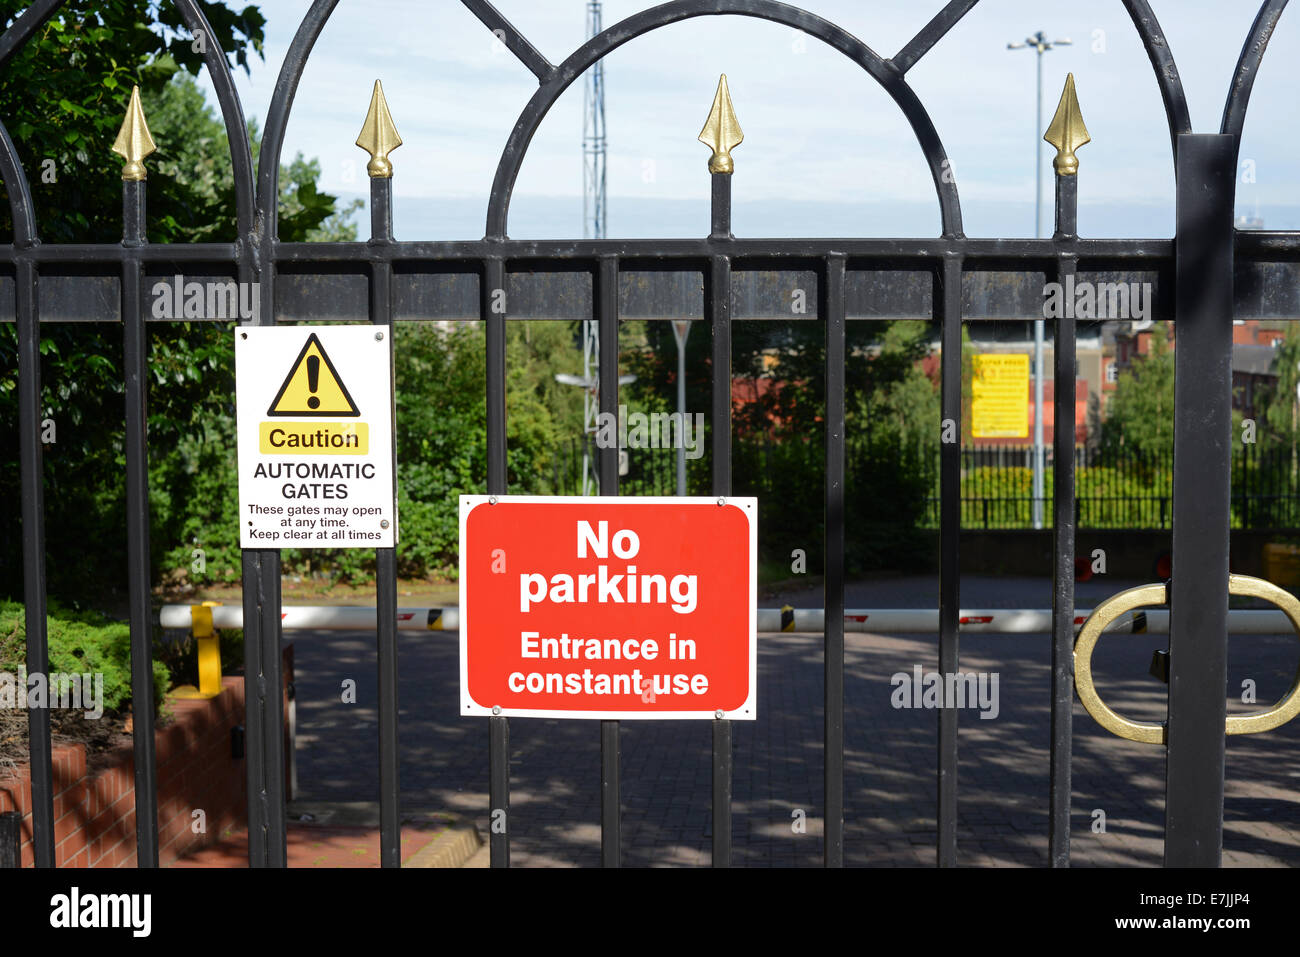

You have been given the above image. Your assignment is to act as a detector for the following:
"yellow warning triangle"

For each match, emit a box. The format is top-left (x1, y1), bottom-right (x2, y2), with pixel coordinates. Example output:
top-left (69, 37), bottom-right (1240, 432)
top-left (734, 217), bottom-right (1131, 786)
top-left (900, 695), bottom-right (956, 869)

top-left (266, 333), bottom-right (360, 417)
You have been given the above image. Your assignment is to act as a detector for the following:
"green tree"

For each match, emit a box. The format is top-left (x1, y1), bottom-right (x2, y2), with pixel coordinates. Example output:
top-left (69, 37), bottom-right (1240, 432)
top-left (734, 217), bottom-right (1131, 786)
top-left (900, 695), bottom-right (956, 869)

top-left (0, 3), bottom-right (359, 598)
top-left (147, 77), bottom-right (362, 586)
top-left (623, 312), bottom-right (941, 574)
top-left (845, 320), bottom-right (941, 569)
top-left (1256, 324), bottom-right (1300, 449)
top-left (0, 0), bottom-right (265, 245)
top-left (377, 321), bottom-right (573, 581)
top-left (1102, 321), bottom-right (1176, 461)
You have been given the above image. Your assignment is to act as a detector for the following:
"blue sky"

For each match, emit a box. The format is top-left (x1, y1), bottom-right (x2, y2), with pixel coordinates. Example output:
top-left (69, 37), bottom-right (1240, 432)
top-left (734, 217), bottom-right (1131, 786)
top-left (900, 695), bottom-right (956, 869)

top-left (196, 1), bottom-right (1300, 240)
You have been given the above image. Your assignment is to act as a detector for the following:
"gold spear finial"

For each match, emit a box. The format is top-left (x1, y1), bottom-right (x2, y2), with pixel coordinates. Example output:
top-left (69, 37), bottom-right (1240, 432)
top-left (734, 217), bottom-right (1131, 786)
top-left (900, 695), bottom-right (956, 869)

top-left (698, 74), bottom-right (743, 174)
top-left (356, 79), bottom-right (403, 178)
top-left (111, 86), bottom-right (156, 182)
top-left (1044, 73), bottom-right (1090, 176)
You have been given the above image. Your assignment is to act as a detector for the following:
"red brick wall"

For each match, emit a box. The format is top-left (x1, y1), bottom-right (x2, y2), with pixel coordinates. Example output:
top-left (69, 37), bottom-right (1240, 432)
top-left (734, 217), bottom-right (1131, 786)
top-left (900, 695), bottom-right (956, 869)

top-left (1, 675), bottom-right (248, 868)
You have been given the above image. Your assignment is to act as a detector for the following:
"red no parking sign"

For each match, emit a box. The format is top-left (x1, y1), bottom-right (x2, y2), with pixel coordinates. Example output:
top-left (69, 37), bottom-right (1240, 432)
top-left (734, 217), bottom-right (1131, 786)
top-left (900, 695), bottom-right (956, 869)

top-left (459, 496), bottom-right (756, 720)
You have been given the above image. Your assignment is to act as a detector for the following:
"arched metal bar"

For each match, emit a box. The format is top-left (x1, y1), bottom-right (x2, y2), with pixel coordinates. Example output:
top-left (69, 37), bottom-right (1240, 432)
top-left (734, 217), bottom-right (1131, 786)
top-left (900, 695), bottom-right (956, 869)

top-left (461, 0), bottom-right (555, 82)
top-left (0, 0), bottom-right (66, 245)
top-left (0, 118), bottom-right (36, 247)
top-left (1221, 0), bottom-right (1290, 146)
top-left (174, 0), bottom-right (256, 245)
top-left (891, 0), bottom-right (978, 75)
top-left (255, 0), bottom-right (342, 245)
top-left (1122, 0), bottom-right (1192, 162)
top-left (0, 0), bottom-right (63, 70)
top-left (244, 0), bottom-right (343, 870)
top-left (484, 0), bottom-right (964, 240)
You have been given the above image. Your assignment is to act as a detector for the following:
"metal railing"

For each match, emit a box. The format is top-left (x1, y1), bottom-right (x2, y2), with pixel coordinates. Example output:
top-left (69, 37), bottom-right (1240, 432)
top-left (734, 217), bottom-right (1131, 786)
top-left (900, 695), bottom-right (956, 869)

top-left (4, 0), bottom-right (1296, 871)
top-left (921, 443), bottom-right (1300, 529)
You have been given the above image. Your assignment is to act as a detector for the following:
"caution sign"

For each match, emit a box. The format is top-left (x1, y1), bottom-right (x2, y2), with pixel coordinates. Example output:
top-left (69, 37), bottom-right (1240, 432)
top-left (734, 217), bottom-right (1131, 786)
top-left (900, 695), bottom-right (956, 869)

top-left (236, 326), bottom-right (396, 549)
top-left (459, 495), bottom-right (757, 720)
top-left (266, 334), bottom-right (359, 417)
top-left (971, 353), bottom-right (1030, 439)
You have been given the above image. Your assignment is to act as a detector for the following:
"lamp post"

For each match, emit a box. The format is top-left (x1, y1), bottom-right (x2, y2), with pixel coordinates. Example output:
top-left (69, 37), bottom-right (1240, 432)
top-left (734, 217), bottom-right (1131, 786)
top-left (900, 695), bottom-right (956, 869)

top-left (1009, 30), bottom-right (1071, 530)
top-left (671, 320), bottom-right (691, 495)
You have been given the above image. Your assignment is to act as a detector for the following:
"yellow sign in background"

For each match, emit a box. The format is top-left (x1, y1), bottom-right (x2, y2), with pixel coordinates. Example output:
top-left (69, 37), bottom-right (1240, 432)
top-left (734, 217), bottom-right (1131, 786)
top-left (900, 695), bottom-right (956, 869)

top-left (972, 354), bottom-right (1029, 438)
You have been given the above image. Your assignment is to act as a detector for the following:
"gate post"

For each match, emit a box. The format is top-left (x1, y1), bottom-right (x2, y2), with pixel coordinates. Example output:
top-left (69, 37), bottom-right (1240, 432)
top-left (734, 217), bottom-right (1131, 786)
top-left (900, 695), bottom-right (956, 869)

top-left (1166, 133), bottom-right (1236, 867)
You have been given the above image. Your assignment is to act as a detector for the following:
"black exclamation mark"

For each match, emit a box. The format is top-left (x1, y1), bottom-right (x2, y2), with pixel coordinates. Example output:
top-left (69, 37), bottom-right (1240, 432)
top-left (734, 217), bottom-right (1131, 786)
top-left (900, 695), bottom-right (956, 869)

top-left (306, 354), bottom-right (321, 409)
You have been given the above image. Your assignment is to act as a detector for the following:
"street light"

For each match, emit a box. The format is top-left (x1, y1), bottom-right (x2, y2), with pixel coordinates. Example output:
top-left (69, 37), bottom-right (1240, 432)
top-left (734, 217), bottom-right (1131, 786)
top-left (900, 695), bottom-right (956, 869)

top-left (671, 320), bottom-right (691, 495)
top-left (1009, 30), bottom-right (1071, 530)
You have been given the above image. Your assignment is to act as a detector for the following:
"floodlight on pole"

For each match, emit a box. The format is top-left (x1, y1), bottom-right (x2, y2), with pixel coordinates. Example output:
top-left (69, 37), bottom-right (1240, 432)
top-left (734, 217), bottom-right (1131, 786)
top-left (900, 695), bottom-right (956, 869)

top-left (671, 320), bottom-right (691, 495)
top-left (554, 373), bottom-right (636, 389)
top-left (1008, 30), bottom-right (1071, 530)
top-left (574, 0), bottom-right (607, 495)
top-left (555, 370), bottom-right (636, 494)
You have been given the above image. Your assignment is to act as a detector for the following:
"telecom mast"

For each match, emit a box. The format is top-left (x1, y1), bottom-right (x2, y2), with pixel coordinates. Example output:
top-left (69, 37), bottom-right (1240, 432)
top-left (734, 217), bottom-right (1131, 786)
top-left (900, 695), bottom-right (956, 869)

top-left (579, 0), bottom-right (607, 494)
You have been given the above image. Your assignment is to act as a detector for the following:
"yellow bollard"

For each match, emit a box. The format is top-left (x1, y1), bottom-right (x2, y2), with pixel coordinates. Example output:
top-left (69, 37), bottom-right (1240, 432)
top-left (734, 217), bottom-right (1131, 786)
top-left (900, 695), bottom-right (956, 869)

top-left (173, 601), bottom-right (223, 700)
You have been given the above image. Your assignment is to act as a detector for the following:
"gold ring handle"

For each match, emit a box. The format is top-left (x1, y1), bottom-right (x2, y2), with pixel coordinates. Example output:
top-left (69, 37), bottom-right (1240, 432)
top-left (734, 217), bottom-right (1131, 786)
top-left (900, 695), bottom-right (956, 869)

top-left (1074, 582), bottom-right (1169, 744)
top-left (1224, 574), bottom-right (1300, 735)
top-left (1073, 574), bottom-right (1300, 744)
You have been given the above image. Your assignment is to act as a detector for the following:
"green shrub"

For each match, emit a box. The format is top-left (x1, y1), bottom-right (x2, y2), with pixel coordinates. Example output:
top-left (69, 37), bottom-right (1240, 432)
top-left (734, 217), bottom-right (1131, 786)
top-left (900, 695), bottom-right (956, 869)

top-left (0, 601), bottom-right (170, 716)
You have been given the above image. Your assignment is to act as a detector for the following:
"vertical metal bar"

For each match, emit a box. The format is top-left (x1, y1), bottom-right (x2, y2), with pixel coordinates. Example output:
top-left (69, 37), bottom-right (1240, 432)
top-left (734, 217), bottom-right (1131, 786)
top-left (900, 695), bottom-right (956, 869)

top-left (823, 254), bottom-right (846, 867)
top-left (937, 253), bottom-right (962, 867)
top-left (261, 553), bottom-right (287, 858)
top-left (1237, 445), bottom-right (1244, 529)
top-left (0, 811), bottom-right (19, 868)
top-left (484, 256), bottom-right (510, 868)
top-left (1032, 47), bottom-right (1045, 532)
top-left (708, 168), bottom-right (733, 868)
top-left (242, 546), bottom-right (286, 866)
top-left (241, 551), bottom-right (267, 867)
top-left (15, 251), bottom-right (52, 869)
top-left (122, 178), bottom-right (158, 867)
top-left (1048, 170), bottom-right (1078, 867)
top-left (1166, 133), bottom-right (1235, 867)
top-left (597, 255), bottom-right (621, 867)
top-left (677, 328), bottom-right (688, 496)
top-left (370, 174), bottom-right (401, 868)
top-left (245, 202), bottom-right (287, 871)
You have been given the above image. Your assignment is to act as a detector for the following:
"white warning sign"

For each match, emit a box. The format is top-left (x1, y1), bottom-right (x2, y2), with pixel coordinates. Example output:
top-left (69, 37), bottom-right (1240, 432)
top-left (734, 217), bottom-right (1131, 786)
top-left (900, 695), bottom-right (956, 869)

top-left (236, 326), bottom-right (396, 548)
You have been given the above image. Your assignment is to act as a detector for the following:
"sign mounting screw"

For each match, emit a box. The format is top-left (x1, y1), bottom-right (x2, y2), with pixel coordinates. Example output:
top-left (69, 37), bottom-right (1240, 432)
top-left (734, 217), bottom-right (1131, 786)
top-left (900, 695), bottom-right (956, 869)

top-left (375, 331), bottom-right (384, 341)
top-left (492, 705), bottom-right (502, 715)
top-left (714, 709), bottom-right (724, 719)
top-left (380, 520), bottom-right (389, 529)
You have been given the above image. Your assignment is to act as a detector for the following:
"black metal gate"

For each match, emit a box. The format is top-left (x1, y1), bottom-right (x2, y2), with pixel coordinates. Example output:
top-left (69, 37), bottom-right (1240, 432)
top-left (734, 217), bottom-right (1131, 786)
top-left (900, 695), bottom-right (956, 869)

top-left (5, 0), bottom-right (1300, 869)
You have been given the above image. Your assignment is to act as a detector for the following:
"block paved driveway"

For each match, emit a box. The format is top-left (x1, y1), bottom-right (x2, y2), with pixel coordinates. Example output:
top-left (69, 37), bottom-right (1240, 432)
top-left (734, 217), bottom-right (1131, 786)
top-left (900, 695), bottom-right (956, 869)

top-left (285, 575), bottom-right (1300, 867)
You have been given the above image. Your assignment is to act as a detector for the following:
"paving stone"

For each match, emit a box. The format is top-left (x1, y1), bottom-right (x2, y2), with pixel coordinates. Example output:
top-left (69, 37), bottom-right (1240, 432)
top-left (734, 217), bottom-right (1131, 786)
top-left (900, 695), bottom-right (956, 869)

top-left (271, 574), bottom-right (1300, 867)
